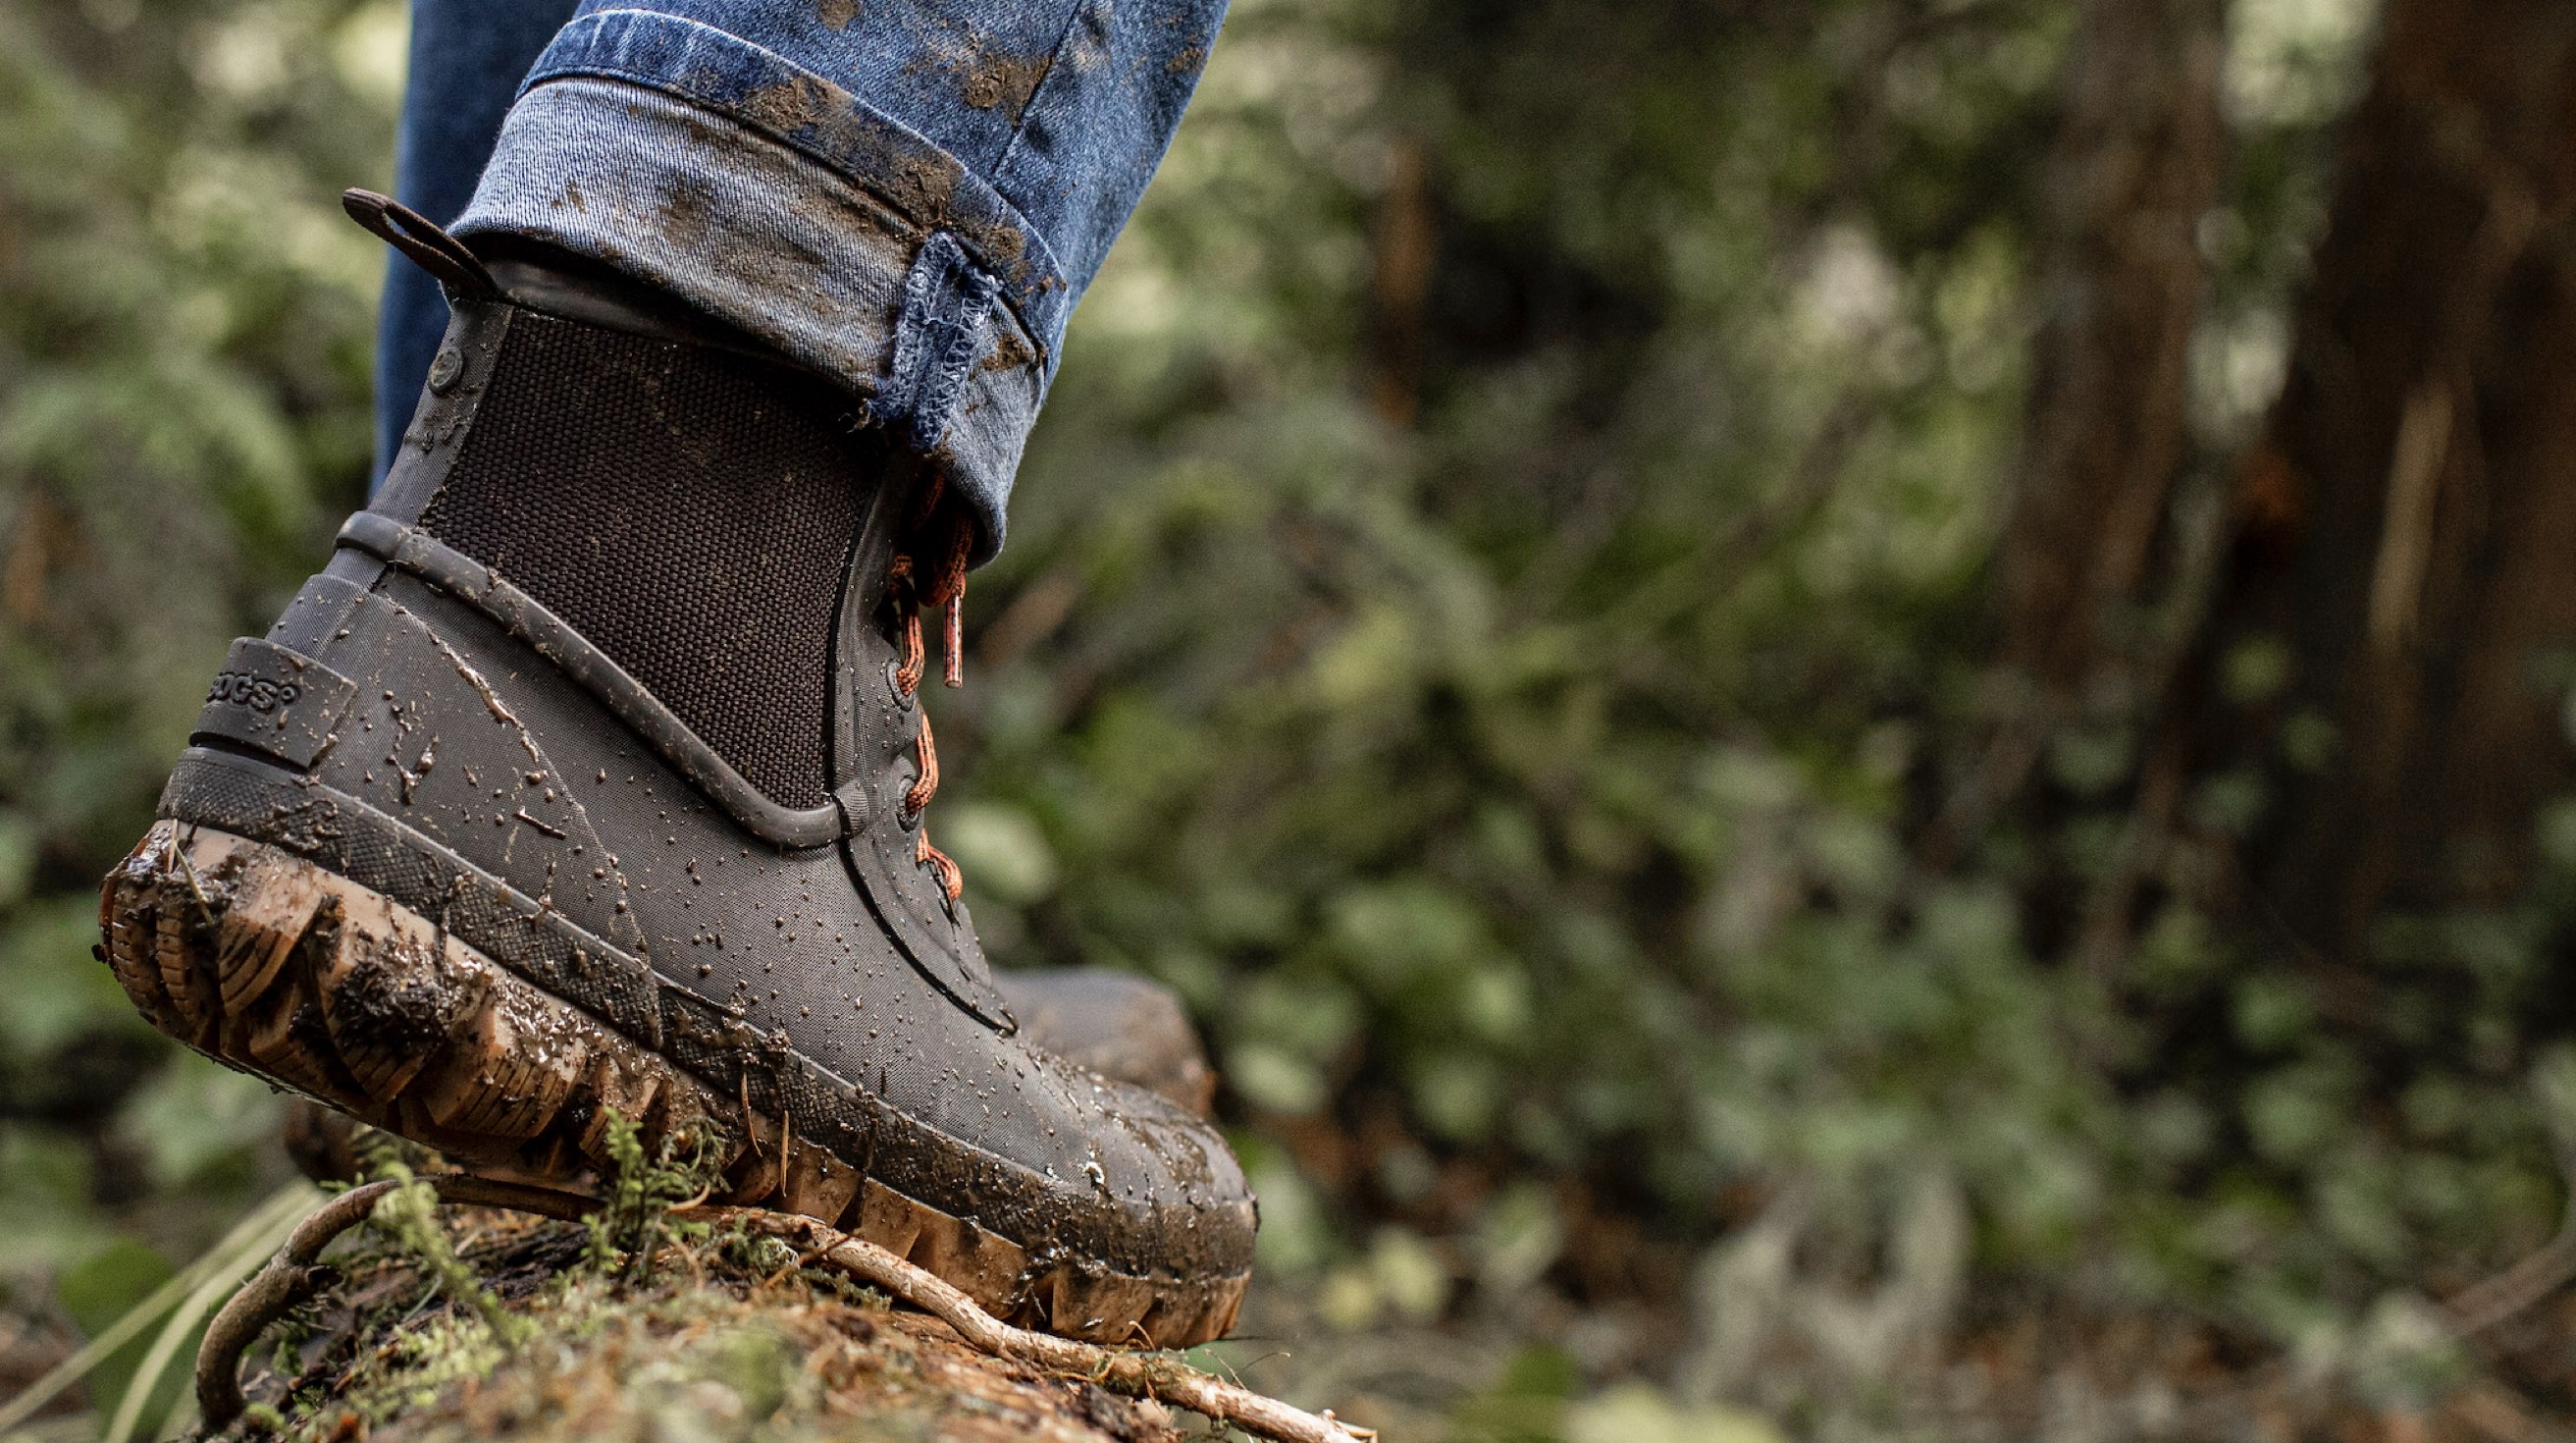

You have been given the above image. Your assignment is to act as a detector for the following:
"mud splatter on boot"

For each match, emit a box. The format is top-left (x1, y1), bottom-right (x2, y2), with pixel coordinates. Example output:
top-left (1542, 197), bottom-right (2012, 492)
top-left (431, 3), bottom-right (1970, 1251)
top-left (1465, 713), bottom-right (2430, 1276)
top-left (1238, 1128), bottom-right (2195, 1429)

top-left (99, 195), bottom-right (1253, 1347)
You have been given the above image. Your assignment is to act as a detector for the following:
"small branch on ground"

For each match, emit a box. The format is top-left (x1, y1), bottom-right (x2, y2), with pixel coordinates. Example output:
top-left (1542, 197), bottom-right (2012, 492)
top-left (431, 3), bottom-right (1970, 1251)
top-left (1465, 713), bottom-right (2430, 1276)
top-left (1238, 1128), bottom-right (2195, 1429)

top-left (2447, 1137), bottom-right (2576, 1336)
top-left (195, 1174), bottom-right (584, 1428)
top-left (712, 1207), bottom-right (1371, 1443)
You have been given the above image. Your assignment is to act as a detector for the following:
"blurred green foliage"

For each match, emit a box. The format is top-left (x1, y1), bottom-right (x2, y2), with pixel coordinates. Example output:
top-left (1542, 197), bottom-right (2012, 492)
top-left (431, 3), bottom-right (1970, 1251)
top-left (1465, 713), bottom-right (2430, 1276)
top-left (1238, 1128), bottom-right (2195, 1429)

top-left (0, 0), bottom-right (394, 1284)
top-left (6, 0), bottom-right (2575, 1429)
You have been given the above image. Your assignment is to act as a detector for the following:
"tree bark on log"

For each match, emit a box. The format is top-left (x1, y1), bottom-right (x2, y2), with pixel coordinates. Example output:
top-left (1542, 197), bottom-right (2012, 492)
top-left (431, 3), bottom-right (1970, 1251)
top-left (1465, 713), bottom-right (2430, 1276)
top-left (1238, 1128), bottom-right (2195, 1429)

top-left (200, 1192), bottom-right (1227, 1443)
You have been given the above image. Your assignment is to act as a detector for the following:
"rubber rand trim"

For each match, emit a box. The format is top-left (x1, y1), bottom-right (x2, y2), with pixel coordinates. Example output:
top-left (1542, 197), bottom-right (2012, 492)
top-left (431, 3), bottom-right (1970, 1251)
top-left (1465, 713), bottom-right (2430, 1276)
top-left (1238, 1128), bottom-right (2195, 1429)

top-left (337, 511), bottom-right (849, 848)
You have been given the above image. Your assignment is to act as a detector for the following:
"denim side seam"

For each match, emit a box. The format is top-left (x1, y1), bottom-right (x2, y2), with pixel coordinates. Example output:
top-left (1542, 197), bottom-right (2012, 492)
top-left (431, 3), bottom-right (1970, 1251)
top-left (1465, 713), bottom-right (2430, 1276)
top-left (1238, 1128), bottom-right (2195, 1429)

top-left (873, 232), bottom-right (1004, 453)
top-left (977, 0), bottom-right (1095, 206)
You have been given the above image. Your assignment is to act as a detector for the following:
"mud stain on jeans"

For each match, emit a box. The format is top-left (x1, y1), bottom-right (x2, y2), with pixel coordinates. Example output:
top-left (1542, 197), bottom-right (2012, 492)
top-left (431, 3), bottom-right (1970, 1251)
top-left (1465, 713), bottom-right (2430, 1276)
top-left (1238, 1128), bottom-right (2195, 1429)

top-left (653, 174), bottom-right (719, 254)
top-left (961, 50), bottom-right (1053, 124)
top-left (978, 329), bottom-right (1035, 373)
top-left (736, 71), bottom-right (1035, 292)
top-left (742, 73), bottom-right (965, 223)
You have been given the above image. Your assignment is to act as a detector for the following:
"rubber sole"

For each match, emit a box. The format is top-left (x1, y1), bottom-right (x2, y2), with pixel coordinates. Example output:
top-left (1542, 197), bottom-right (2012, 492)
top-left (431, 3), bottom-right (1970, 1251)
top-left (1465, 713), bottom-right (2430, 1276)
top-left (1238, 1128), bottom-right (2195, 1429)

top-left (99, 821), bottom-right (1246, 1348)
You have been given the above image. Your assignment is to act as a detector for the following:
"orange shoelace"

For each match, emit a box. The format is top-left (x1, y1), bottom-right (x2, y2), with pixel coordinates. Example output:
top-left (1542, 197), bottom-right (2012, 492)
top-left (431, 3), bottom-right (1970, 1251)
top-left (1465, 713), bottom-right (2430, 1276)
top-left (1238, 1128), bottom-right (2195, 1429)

top-left (886, 479), bottom-right (973, 902)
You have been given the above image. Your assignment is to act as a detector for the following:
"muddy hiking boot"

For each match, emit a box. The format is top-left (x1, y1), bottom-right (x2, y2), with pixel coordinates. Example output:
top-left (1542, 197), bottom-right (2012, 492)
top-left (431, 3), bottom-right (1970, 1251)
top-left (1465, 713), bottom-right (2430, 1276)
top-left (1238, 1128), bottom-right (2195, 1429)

top-left (96, 193), bottom-right (1255, 1346)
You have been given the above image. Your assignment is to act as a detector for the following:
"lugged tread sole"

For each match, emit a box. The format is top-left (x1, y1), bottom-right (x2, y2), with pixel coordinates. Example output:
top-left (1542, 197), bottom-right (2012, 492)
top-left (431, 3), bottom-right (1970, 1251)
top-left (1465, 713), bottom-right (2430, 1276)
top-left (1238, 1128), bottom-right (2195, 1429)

top-left (99, 821), bottom-right (1246, 1348)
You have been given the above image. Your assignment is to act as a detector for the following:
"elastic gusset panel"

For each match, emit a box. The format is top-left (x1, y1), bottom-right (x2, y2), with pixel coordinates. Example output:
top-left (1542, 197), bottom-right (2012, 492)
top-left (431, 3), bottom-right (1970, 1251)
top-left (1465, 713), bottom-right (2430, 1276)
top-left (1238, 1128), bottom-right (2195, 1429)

top-left (420, 309), bottom-right (863, 810)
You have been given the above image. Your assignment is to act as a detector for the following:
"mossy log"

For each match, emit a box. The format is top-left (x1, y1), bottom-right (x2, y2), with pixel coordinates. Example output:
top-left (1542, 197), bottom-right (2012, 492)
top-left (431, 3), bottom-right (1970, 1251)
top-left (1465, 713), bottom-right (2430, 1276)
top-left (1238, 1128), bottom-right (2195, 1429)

top-left (220, 1196), bottom-right (1203, 1443)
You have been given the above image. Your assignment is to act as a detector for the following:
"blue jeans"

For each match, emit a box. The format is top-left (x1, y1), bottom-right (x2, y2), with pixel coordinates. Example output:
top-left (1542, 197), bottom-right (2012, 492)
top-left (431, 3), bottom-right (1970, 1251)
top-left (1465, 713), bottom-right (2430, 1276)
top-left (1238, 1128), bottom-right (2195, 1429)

top-left (378, 0), bottom-right (1228, 560)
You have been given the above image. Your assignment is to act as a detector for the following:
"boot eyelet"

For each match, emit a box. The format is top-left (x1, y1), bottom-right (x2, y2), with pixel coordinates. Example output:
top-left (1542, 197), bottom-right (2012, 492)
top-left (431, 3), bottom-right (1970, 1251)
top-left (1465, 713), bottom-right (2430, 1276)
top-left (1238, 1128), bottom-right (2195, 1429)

top-left (884, 659), bottom-right (911, 706)
top-left (427, 346), bottom-right (465, 394)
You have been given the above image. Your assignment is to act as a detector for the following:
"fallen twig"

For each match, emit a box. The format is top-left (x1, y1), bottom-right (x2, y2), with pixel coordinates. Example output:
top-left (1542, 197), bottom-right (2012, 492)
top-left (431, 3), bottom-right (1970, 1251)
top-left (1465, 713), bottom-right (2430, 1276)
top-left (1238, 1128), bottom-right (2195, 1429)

top-left (2448, 1135), bottom-right (2576, 1335)
top-left (714, 1208), bottom-right (1371, 1443)
top-left (194, 1175), bottom-right (597, 1430)
top-left (191, 1176), bottom-right (1367, 1443)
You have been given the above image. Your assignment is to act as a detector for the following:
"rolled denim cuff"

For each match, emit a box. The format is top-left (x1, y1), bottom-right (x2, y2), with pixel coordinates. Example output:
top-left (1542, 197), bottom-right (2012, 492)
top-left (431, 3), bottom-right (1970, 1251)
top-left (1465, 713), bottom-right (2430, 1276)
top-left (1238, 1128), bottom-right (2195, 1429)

top-left (454, 63), bottom-right (1051, 561)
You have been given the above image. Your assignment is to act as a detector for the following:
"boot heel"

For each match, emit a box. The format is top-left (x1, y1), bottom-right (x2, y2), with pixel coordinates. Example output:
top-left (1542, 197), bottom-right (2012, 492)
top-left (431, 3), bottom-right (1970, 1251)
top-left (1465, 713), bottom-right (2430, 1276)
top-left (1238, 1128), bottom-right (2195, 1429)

top-left (99, 822), bottom-right (741, 1175)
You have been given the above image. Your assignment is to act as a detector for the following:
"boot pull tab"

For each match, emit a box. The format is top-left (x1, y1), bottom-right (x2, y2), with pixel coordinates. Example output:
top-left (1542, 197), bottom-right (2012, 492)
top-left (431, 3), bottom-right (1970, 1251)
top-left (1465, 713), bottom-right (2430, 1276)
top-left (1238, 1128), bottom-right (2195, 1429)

top-left (340, 188), bottom-right (499, 300)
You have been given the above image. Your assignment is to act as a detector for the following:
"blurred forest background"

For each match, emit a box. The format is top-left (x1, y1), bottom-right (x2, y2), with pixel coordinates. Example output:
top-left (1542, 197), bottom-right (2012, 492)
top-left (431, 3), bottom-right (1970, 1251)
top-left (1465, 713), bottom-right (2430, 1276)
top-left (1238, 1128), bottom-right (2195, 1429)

top-left (15, 0), bottom-right (2576, 1436)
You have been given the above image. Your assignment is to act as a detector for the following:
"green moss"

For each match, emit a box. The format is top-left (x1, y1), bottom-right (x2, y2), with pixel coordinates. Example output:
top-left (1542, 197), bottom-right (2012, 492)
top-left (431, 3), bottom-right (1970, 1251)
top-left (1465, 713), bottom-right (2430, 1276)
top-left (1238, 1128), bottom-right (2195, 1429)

top-left (367, 1163), bottom-right (531, 1349)
top-left (580, 1109), bottom-right (724, 1281)
top-left (239, 1207), bottom-right (1136, 1443)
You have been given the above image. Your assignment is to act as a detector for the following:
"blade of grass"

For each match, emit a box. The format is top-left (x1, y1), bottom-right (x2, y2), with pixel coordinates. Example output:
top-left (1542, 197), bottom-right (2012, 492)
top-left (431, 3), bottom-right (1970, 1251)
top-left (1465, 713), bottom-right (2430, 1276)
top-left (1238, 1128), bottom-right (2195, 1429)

top-left (103, 1202), bottom-right (304, 1443)
top-left (0, 1183), bottom-right (316, 1437)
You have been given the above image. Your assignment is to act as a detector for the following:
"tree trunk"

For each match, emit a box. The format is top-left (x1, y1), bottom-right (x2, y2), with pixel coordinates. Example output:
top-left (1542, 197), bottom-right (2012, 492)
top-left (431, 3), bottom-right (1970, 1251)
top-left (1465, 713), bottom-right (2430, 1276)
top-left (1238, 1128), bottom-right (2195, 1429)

top-left (1998, 0), bottom-right (2226, 696)
top-left (2195, 0), bottom-right (2576, 961)
top-left (1932, 0), bottom-right (2224, 883)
